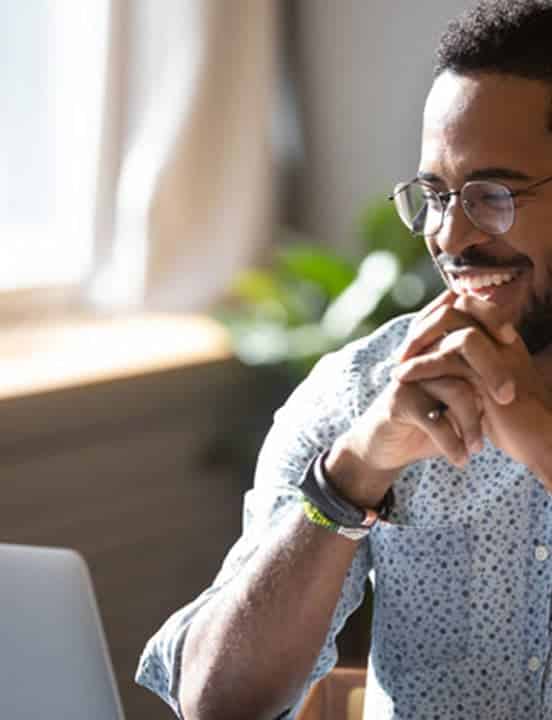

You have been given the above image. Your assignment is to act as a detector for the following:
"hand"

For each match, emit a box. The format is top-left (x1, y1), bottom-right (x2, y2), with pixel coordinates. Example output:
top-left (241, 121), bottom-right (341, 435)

top-left (394, 291), bottom-right (552, 488)
top-left (327, 373), bottom-right (482, 509)
top-left (327, 291), bottom-right (506, 508)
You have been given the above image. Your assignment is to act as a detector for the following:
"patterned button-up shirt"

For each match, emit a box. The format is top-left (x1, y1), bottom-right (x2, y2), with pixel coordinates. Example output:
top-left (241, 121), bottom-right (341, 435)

top-left (136, 314), bottom-right (552, 719)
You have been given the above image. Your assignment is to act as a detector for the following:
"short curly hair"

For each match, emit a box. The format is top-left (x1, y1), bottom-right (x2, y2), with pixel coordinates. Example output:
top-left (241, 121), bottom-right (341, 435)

top-left (435, 0), bottom-right (552, 81)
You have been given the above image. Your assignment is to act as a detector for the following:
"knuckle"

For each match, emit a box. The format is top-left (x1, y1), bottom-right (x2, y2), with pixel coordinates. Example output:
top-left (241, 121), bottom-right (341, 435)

top-left (444, 380), bottom-right (471, 404)
top-left (423, 377), bottom-right (471, 403)
top-left (435, 304), bottom-right (453, 324)
top-left (387, 381), bottom-right (407, 418)
top-left (452, 294), bottom-right (472, 314)
top-left (460, 326), bottom-right (481, 349)
top-left (439, 346), bottom-right (461, 365)
top-left (447, 379), bottom-right (471, 399)
top-left (452, 292), bottom-right (475, 312)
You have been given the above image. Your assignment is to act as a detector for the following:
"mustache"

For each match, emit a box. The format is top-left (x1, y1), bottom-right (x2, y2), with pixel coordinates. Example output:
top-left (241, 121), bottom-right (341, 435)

top-left (435, 251), bottom-right (533, 272)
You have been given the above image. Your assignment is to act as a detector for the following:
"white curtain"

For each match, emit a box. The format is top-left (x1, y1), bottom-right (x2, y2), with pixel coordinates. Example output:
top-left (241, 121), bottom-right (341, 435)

top-left (84, 0), bottom-right (277, 312)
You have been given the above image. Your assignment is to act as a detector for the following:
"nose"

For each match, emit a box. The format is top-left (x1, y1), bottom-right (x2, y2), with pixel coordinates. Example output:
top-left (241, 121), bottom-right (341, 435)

top-left (430, 194), bottom-right (489, 257)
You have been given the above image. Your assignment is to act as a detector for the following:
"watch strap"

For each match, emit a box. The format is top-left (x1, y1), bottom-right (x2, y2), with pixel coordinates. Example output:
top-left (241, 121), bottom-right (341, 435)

top-left (299, 449), bottom-right (394, 531)
top-left (302, 499), bottom-right (374, 541)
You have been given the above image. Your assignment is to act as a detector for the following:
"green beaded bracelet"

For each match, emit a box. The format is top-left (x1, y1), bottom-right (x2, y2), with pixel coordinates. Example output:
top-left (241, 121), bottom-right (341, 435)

top-left (302, 499), bottom-right (339, 533)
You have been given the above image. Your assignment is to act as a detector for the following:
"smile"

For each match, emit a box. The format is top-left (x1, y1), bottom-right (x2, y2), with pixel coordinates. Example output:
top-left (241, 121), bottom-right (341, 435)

top-left (452, 271), bottom-right (519, 291)
top-left (445, 267), bottom-right (527, 300)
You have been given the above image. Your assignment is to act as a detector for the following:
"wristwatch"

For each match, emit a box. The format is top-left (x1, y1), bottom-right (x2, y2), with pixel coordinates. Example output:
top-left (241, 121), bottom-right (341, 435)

top-left (298, 450), bottom-right (394, 539)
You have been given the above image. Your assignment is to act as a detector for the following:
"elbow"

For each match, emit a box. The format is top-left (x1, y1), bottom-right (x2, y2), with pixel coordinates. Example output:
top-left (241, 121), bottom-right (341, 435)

top-left (177, 655), bottom-right (237, 720)
top-left (178, 634), bottom-right (297, 719)
top-left (177, 652), bottom-right (215, 720)
top-left (177, 686), bottom-right (202, 720)
top-left (178, 672), bottom-right (292, 720)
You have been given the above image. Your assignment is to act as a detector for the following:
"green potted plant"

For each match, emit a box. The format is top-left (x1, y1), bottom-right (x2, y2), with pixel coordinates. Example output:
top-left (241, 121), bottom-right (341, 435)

top-left (212, 195), bottom-right (443, 383)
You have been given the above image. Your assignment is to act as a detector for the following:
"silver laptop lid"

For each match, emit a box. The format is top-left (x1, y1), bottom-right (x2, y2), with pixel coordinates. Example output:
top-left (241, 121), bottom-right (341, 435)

top-left (0, 544), bottom-right (125, 720)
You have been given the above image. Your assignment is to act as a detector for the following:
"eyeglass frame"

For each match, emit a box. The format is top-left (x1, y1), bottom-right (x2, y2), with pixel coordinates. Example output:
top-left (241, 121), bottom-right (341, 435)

top-left (388, 173), bottom-right (552, 237)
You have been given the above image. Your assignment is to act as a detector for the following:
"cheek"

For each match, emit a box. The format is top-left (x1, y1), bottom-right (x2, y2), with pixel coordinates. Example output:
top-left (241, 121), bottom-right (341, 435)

top-left (510, 211), bottom-right (552, 262)
top-left (520, 226), bottom-right (552, 292)
top-left (519, 208), bottom-right (552, 253)
top-left (515, 246), bottom-right (552, 305)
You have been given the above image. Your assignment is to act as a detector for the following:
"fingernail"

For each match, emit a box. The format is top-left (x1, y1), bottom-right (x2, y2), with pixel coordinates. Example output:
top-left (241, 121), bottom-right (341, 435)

top-left (496, 379), bottom-right (515, 404)
top-left (362, 509), bottom-right (378, 527)
top-left (392, 344), bottom-right (408, 362)
top-left (393, 365), bottom-right (408, 380)
top-left (499, 323), bottom-right (517, 344)
top-left (469, 437), bottom-right (484, 454)
top-left (390, 350), bottom-right (402, 364)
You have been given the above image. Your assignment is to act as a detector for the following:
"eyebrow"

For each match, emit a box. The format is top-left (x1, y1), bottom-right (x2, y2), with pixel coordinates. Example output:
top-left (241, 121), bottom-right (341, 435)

top-left (417, 167), bottom-right (533, 184)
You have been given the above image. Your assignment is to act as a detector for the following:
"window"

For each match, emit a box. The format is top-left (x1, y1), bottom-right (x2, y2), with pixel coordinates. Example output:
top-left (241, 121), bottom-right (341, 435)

top-left (0, 1), bottom-right (109, 292)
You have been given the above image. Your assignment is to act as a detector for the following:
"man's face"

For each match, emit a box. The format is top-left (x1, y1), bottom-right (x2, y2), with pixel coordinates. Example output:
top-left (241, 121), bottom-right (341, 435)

top-left (421, 70), bottom-right (552, 353)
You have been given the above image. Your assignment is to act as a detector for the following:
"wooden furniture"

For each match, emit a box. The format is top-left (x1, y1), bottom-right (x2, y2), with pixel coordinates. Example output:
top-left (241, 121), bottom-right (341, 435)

top-left (297, 667), bottom-right (367, 720)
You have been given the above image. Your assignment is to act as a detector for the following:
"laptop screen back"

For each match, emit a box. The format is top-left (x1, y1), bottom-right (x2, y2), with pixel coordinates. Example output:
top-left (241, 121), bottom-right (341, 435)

top-left (0, 544), bottom-right (125, 720)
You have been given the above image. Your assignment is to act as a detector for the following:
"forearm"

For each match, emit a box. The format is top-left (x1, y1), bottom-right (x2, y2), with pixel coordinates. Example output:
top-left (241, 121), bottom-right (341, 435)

top-left (179, 506), bottom-right (358, 720)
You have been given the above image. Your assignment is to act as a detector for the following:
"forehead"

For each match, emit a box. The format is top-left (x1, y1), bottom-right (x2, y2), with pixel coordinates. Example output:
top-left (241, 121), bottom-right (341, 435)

top-left (421, 70), bottom-right (552, 179)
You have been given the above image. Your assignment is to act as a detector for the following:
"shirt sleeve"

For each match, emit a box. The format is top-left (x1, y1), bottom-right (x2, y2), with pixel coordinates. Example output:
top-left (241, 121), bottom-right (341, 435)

top-left (135, 317), bottom-right (411, 718)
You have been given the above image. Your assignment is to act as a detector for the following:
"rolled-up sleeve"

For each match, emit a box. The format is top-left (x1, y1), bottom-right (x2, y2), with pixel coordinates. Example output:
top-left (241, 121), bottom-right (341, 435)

top-left (135, 316), bottom-right (411, 718)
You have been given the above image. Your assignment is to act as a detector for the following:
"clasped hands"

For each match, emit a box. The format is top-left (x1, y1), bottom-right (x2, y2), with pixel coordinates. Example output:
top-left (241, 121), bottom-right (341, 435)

top-left (392, 289), bottom-right (552, 488)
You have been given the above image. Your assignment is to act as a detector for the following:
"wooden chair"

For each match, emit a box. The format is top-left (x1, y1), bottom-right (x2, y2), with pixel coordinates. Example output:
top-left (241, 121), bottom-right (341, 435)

top-left (296, 667), bottom-right (366, 720)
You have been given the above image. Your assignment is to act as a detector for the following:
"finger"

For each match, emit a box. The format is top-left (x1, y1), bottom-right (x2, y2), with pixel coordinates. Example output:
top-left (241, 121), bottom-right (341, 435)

top-left (399, 301), bottom-right (515, 362)
top-left (390, 292), bottom-right (458, 364)
top-left (411, 402), bottom-right (469, 468)
top-left (419, 377), bottom-right (484, 455)
top-left (394, 347), bottom-right (479, 386)
top-left (410, 289), bottom-right (457, 326)
top-left (395, 330), bottom-right (515, 405)
top-left (391, 382), bottom-right (469, 467)
top-left (452, 293), bottom-right (517, 343)
top-left (440, 328), bottom-right (515, 404)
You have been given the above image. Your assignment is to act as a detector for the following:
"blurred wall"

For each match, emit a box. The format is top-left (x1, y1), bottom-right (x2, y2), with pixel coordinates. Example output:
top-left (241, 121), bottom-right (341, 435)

top-left (282, 0), bottom-right (474, 254)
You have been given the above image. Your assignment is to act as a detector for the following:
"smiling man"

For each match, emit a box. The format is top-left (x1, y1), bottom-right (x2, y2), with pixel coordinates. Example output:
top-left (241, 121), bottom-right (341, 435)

top-left (136, 2), bottom-right (552, 719)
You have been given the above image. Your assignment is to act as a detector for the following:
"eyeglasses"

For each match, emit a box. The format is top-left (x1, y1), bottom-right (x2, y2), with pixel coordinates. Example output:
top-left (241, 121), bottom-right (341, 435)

top-left (389, 174), bottom-right (552, 237)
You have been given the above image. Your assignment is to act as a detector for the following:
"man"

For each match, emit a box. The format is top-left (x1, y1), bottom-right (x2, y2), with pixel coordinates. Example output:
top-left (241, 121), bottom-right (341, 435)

top-left (136, 2), bottom-right (552, 717)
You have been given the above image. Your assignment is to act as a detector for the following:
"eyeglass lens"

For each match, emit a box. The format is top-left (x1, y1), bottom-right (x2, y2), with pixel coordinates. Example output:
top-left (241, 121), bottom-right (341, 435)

top-left (393, 181), bottom-right (515, 236)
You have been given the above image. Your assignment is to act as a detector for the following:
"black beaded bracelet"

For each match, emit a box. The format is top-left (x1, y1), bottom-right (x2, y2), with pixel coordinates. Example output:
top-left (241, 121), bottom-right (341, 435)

top-left (298, 449), bottom-right (395, 529)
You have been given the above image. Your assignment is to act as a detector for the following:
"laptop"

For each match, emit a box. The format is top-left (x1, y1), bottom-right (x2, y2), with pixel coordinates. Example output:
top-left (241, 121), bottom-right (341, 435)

top-left (0, 544), bottom-right (125, 720)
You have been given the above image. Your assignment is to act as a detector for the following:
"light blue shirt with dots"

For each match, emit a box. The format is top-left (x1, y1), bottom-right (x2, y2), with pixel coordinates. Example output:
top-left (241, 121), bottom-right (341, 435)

top-left (136, 314), bottom-right (552, 719)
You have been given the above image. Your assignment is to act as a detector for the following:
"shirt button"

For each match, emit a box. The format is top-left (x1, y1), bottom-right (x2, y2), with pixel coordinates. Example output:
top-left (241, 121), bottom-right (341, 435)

top-left (528, 656), bottom-right (541, 672)
top-left (535, 545), bottom-right (549, 562)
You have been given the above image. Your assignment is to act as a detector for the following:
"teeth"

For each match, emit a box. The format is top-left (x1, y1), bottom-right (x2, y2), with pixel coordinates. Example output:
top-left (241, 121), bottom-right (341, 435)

top-left (455, 272), bottom-right (515, 292)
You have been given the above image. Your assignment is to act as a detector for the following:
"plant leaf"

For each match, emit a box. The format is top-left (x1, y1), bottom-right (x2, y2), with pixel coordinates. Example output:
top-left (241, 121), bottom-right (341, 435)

top-left (358, 197), bottom-right (425, 270)
top-left (276, 245), bottom-right (357, 299)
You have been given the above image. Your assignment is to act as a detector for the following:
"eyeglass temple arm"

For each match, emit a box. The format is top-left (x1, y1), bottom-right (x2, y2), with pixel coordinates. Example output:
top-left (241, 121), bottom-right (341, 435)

top-left (387, 177), bottom-right (421, 201)
top-left (512, 173), bottom-right (552, 196)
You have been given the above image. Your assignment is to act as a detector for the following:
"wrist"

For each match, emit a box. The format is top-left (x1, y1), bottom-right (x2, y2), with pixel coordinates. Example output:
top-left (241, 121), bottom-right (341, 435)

top-left (325, 434), bottom-right (398, 509)
top-left (298, 450), bottom-right (394, 540)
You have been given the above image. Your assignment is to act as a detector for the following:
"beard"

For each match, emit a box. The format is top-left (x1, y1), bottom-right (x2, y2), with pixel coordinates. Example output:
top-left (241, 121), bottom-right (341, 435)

top-left (433, 249), bottom-right (552, 355)
top-left (517, 287), bottom-right (552, 355)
